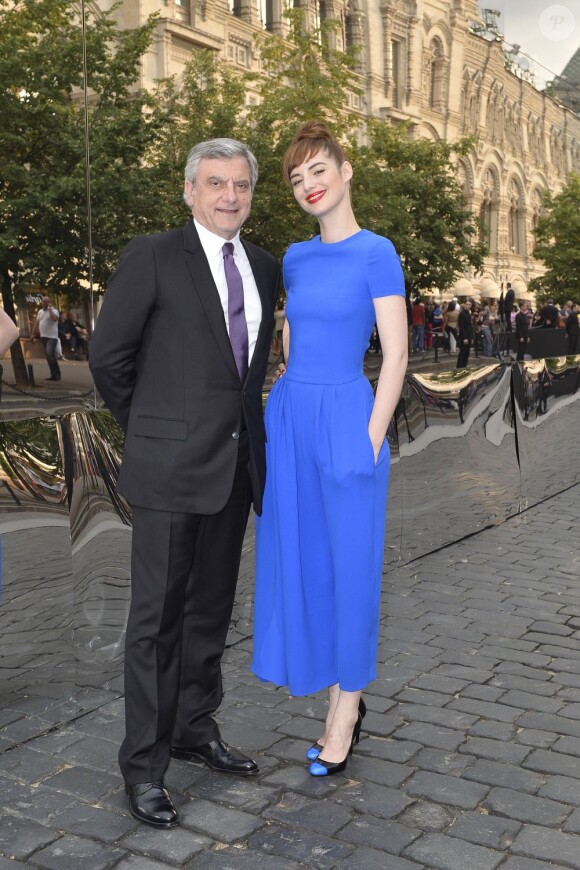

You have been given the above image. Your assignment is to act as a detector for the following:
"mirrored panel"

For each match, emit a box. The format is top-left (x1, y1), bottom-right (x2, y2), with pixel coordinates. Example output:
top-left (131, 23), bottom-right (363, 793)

top-left (61, 411), bottom-right (131, 693)
top-left (395, 363), bottom-right (519, 562)
top-left (0, 418), bottom-right (76, 711)
top-left (514, 356), bottom-right (580, 510)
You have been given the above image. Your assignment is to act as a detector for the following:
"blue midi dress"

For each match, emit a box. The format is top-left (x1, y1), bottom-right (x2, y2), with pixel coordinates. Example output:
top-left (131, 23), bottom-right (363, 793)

top-left (252, 229), bottom-right (405, 696)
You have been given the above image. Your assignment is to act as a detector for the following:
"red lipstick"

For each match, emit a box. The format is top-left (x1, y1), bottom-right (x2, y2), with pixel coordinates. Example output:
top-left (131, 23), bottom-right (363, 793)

top-left (306, 191), bottom-right (325, 204)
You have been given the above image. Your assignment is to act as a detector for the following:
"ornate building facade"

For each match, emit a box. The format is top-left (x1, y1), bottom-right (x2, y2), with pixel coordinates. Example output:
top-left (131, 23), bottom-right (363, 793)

top-left (99, 0), bottom-right (580, 298)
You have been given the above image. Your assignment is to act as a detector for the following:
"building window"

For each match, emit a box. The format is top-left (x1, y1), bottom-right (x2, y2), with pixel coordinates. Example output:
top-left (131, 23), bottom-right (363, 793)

top-left (479, 168), bottom-right (498, 254)
top-left (508, 179), bottom-right (525, 256)
top-left (391, 40), bottom-right (401, 108)
top-left (175, 0), bottom-right (191, 25)
top-left (429, 37), bottom-right (446, 111)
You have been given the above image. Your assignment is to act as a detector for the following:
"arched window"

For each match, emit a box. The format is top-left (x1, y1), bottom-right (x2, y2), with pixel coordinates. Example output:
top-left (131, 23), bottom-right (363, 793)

top-left (479, 167), bottom-right (498, 254)
top-left (428, 37), bottom-right (446, 111)
top-left (508, 178), bottom-right (525, 256)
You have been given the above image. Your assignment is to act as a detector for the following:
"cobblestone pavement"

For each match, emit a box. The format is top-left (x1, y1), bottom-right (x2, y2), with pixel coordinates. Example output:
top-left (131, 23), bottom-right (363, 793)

top-left (2, 484), bottom-right (580, 869)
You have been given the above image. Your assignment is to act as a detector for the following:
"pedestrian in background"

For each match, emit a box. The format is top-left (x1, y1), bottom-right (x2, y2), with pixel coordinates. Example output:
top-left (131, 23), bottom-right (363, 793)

top-left (457, 299), bottom-right (473, 368)
top-left (411, 296), bottom-right (425, 353)
top-left (31, 295), bottom-right (61, 381)
top-left (515, 301), bottom-right (530, 361)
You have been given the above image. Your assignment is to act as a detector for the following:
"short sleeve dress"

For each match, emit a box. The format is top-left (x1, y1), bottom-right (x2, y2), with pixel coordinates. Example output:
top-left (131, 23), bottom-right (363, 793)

top-left (251, 229), bottom-right (405, 697)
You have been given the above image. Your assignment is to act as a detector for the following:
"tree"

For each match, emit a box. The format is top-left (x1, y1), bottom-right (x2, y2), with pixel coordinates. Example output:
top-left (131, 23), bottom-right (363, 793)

top-left (530, 173), bottom-right (580, 303)
top-left (353, 121), bottom-right (486, 294)
top-left (0, 0), bottom-right (161, 381)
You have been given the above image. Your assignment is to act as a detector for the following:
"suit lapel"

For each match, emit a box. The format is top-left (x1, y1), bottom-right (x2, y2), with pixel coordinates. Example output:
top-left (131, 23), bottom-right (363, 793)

top-left (242, 240), bottom-right (274, 385)
top-left (182, 222), bottom-right (239, 378)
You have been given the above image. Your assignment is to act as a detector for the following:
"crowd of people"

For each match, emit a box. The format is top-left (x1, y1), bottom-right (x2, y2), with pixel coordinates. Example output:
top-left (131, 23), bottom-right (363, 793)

top-left (408, 293), bottom-right (580, 368)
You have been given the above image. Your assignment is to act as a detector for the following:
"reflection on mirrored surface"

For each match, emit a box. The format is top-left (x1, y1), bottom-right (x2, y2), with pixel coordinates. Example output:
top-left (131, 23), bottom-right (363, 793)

top-left (514, 357), bottom-right (580, 509)
top-left (61, 411), bottom-right (131, 691)
top-left (0, 418), bottom-right (75, 702)
top-left (393, 363), bottom-right (519, 562)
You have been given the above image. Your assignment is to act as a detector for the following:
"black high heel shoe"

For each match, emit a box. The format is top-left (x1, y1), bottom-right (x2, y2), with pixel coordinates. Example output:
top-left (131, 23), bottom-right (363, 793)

top-left (308, 712), bottom-right (362, 777)
top-left (305, 697), bottom-right (367, 761)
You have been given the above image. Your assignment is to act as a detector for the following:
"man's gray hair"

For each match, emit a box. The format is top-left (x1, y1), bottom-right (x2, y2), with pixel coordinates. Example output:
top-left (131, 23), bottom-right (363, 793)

top-left (183, 138), bottom-right (258, 207)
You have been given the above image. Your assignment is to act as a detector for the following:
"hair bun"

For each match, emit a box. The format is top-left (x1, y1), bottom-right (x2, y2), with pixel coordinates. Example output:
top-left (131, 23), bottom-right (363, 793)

top-left (292, 121), bottom-right (333, 143)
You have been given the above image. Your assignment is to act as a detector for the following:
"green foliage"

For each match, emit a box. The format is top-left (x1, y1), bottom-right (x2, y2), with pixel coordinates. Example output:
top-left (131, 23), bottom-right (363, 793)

top-left (0, 0), bottom-right (160, 298)
top-left (530, 173), bottom-right (580, 303)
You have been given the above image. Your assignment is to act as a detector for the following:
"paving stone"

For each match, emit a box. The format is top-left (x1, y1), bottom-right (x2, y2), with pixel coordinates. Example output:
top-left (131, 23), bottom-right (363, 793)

top-left (511, 823), bottom-right (580, 868)
top-left (118, 823), bottom-right (211, 864)
top-left (553, 735), bottom-right (580, 757)
top-left (114, 858), bottom-right (177, 870)
top-left (483, 787), bottom-right (571, 826)
top-left (411, 675), bottom-right (469, 695)
top-left (499, 691), bottom-right (565, 714)
top-left (188, 849), bottom-right (303, 870)
top-left (0, 814), bottom-right (60, 860)
top-left (469, 720), bottom-right (515, 741)
top-left (394, 722), bottom-right (467, 751)
top-left (50, 803), bottom-right (138, 842)
top-left (331, 780), bottom-right (413, 819)
top-left (179, 798), bottom-right (265, 842)
top-left (412, 748), bottom-right (474, 776)
top-left (397, 704), bottom-right (478, 730)
top-left (248, 822), bottom-right (353, 867)
top-left (358, 736), bottom-right (422, 763)
top-left (501, 859), bottom-right (570, 870)
top-left (41, 766), bottom-right (121, 800)
top-left (538, 775), bottom-right (580, 806)
top-left (404, 832), bottom-right (503, 870)
top-left (337, 815), bottom-right (420, 854)
top-left (459, 737), bottom-right (530, 764)
top-left (518, 711), bottom-right (580, 739)
top-left (263, 790), bottom-right (353, 835)
top-left (348, 755), bottom-right (412, 788)
top-left (448, 811), bottom-right (520, 849)
top-left (30, 834), bottom-right (126, 870)
top-left (0, 746), bottom-right (66, 783)
top-left (515, 728), bottom-right (558, 749)
top-left (184, 772), bottom-right (279, 813)
top-left (57, 735), bottom-right (119, 772)
top-left (460, 685), bottom-right (505, 703)
top-left (529, 622), bottom-right (573, 636)
top-left (448, 698), bottom-right (523, 724)
top-left (398, 801), bottom-right (454, 832)
top-left (524, 747), bottom-right (580, 778)
top-left (491, 675), bottom-right (560, 696)
top-left (0, 858), bottom-right (28, 870)
top-left (261, 764), bottom-right (340, 798)
top-left (563, 808), bottom-right (580, 833)
top-left (462, 759), bottom-right (545, 793)
top-left (333, 847), bottom-right (424, 870)
top-left (404, 771), bottom-right (488, 809)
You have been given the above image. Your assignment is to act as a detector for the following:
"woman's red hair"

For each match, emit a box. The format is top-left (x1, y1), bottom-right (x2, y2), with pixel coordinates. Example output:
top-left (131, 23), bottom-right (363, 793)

top-left (282, 121), bottom-right (348, 185)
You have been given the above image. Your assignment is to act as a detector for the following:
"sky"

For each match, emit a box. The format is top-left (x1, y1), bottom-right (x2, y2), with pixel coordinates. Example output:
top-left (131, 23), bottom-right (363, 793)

top-left (481, 1), bottom-right (580, 87)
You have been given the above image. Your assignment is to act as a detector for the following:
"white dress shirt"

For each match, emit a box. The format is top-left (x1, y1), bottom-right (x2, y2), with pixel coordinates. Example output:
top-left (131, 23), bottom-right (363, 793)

top-left (194, 219), bottom-right (262, 366)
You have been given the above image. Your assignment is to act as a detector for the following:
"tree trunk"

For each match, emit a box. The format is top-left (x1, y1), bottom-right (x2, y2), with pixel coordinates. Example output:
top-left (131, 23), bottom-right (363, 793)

top-left (1, 271), bottom-right (30, 387)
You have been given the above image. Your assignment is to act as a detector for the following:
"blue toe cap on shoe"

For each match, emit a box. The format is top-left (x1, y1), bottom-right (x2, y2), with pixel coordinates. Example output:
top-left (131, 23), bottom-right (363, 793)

top-left (309, 762), bottom-right (328, 776)
top-left (306, 747), bottom-right (320, 760)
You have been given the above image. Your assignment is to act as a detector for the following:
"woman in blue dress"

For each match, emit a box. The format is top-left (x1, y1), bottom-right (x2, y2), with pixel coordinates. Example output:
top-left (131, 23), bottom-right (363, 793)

top-left (252, 122), bottom-right (408, 776)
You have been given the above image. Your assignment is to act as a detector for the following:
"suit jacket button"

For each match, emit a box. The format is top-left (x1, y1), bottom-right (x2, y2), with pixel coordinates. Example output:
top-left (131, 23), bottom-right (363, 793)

top-left (232, 432), bottom-right (240, 440)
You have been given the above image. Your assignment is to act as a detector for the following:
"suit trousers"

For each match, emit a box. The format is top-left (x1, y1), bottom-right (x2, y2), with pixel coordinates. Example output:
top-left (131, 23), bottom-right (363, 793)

top-left (119, 434), bottom-right (252, 784)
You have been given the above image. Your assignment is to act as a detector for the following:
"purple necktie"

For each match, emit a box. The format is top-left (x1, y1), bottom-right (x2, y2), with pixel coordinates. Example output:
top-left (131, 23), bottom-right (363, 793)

top-left (222, 242), bottom-right (249, 382)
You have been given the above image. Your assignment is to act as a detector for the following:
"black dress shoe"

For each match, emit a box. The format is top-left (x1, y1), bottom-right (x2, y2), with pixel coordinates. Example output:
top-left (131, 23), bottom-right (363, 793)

top-left (125, 780), bottom-right (179, 828)
top-left (171, 739), bottom-right (258, 776)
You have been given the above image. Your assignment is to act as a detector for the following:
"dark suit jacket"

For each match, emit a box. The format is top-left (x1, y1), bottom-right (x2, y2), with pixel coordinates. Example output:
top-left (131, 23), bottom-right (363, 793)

top-left (458, 308), bottom-right (473, 341)
top-left (90, 221), bottom-right (278, 515)
top-left (515, 311), bottom-right (528, 341)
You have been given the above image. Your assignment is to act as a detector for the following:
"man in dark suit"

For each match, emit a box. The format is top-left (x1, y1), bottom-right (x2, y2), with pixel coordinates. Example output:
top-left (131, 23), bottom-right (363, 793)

top-left (515, 301), bottom-right (530, 361)
top-left (566, 302), bottom-right (579, 354)
top-left (456, 299), bottom-right (473, 368)
top-left (504, 283), bottom-right (515, 332)
top-left (90, 139), bottom-right (278, 829)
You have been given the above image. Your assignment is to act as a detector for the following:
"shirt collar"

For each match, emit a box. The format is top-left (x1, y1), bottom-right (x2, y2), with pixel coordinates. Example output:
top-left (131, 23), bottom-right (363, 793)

top-left (194, 219), bottom-right (241, 259)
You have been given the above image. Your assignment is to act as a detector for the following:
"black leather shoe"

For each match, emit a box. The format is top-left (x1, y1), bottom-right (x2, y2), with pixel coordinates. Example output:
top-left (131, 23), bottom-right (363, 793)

top-left (125, 780), bottom-right (179, 828)
top-left (171, 739), bottom-right (258, 776)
